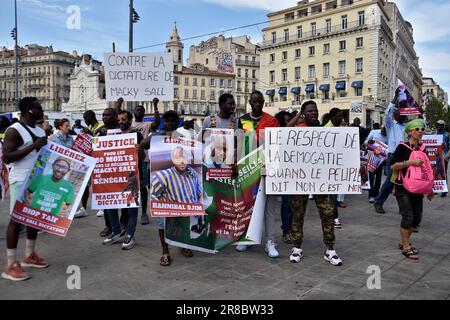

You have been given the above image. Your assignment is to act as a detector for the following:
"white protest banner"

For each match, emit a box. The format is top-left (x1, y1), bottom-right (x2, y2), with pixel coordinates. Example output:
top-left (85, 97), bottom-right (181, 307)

top-left (422, 135), bottom-right (448, 193)
top-left (91, 133), bottom-right (140, 209)
top-left (104, 52), bottom-right (174, 101)
top-left (265, 127), bottom-right (361, 195)
top-left (11, 142), bottom-right (96, 237)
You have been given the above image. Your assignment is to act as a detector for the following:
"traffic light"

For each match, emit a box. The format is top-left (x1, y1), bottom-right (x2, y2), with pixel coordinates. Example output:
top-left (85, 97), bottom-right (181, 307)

top-left (10, 28), bottom-right (17, 40)
top-left (132, 8), bottom-right (140, 23)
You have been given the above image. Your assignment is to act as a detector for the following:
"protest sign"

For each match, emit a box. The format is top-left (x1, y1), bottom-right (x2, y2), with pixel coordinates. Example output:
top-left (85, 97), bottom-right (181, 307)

top-left (91, 133), bottom-right (140, 209)
top-left (422, 135), bottom-right (448, 193)
top-left (149, 135), bottom-right (204, 218)
top-left (11, 142), bottom-right (96, 237)
top-left (203, 128), bottom-right (235, 180)
top-left (72, 133), bottom-right (92, 155)
top-left (265, 127), bottom-right (361, 195)
top-left (164, 146), bottom-right (264, 253)
top-left (397, 80), bottom-right (421, 116)
top-left (360, 150), bottom-right (371, 190)
top-left (367, 141), bottom-right (388, 173)
top-left (104, 52), bottom-right (174, 101)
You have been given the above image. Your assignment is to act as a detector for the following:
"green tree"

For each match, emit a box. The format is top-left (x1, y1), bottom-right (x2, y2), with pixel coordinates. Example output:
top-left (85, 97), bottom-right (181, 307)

top-left (424, 97), bottom-right (449, 129)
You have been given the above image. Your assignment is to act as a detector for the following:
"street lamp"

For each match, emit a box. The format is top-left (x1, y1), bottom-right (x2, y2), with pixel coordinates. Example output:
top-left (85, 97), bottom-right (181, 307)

top-left (11, 0), bottom-right (20, 110)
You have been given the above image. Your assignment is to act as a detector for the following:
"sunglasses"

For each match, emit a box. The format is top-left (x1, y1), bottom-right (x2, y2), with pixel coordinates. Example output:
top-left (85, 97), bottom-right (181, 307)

top-left (410, 127), bottom-right (425, 132)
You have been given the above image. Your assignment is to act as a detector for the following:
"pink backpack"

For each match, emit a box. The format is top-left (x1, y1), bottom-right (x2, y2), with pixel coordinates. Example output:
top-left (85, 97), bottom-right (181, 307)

top-left (399, 143), bottom-right (434, 195)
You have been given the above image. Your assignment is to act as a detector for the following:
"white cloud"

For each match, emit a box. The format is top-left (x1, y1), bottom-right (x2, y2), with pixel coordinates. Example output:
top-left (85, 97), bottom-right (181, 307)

top-left (200, 0), bottom-right (299, 11)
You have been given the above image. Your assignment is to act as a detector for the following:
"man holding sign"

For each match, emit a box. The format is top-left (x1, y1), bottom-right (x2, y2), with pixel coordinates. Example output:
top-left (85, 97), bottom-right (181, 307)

top-left (287, 101), bottom-right (343, 266)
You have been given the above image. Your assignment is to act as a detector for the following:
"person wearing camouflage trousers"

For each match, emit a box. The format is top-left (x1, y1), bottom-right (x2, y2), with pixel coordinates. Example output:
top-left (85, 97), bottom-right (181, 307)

top-left (287, 101), bottom-right (343, 266)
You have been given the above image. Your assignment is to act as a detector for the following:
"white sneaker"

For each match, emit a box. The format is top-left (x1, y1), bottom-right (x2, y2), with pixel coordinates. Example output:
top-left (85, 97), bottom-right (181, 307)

top-left (121, 235), bottom-right (136, 250)
top-left (96, 210), bottom-right (104, 218)
top-left (74, 207), bottom-right (88, 219)
top-left (334, 218), bottom-right (342, 228)
top-left (368, 197), bottom-right (375, 204)
top-left (235, 245), bottom-right (248, 252)
top-left (265, 240), bottom-right (279, 258)
top-left (289, 247), bottom-right (304, 263)
top-left (102, 233), bottom-right (124, 246)
top-left (308, 194), bottom-right (314, 200)
top-left (324, 249), bottom-right (343, 266)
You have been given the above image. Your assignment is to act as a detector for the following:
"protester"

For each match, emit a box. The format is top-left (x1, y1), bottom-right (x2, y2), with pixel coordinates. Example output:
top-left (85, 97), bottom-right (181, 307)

top-left (325, 108), bottom-right (344, 228)
top-left (275, 111), bottom-right (294, 243)
top-left (436, 120), bottom-right (449, 197)
top-left (49, 118), bottom-right (74, 148)
top-left (321, 113), bottom-right (330, 127)
top-left (0, 116), bottom-right (11, 141)
top-left (102, 111), bottom-right (144, 250)
top-left (83, 110), bottom-right (104, 218)
top-left (364, 124), bottom-right (388, 203)
top-left (374, 89), bottom-right (408, 214)
top-left (131, 98), bottom-right (161, 225)
top-left (203, 93), bottom-right (237, 131)
top-left (288, 100), bottom-right (342, 266)
top-left (176, 117), bottom-right (196, 139)
top-left (141, 110), bottom-right (194, 266)
top-left (72, 120), bottom-right (84, 135)
top-left (236, 91), bottom-right (280, 258)
top-left (53, 119), bottom-right (60, 134)
top-left (390, 119), bottom-right (434, 260)
top-left (351, 117), bottom-right (368, 146)
top-left (96, 108), bottom-right (123, 237)
top-left (1, 97), bottom-right (48, 281)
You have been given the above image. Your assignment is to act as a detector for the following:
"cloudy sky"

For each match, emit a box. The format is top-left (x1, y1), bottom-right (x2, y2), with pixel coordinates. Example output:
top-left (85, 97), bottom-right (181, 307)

top-left (1, 0), bottom-right (449, 93)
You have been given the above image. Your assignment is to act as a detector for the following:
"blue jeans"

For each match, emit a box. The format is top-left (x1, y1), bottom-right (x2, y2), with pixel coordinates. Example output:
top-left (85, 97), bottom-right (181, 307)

top-left (375, 153), bottom-right (395, 206)
top-left (106, 208), bottom-right (138, 237)
top-left (281, 195), bottom-right (293, 235)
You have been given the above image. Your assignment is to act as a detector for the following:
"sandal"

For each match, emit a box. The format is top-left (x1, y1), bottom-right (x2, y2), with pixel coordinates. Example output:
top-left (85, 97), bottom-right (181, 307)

top-left (402, 249), bottom-right (419, 260)
top-left (180, 248), bottom-right (194, 258)
top-left (398, 244), bottom-right (419, 254)
top-left (160, 254), bottom-right (171, 267)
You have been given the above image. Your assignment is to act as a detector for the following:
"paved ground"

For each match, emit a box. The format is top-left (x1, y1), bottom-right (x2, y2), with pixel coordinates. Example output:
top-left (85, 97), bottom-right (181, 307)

top-left (0, 186), bottom-right (449, 300)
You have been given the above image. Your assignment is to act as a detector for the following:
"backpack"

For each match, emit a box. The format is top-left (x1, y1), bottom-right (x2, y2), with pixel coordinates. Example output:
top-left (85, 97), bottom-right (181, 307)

top-left (399, 143), bottom-right (434, 195)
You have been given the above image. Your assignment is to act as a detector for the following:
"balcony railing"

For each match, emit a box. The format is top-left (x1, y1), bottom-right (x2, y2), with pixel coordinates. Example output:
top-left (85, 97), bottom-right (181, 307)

top-left (235, 60), bottom-right (260, 67)
top-left (260, 21), bottom-right (367, 49)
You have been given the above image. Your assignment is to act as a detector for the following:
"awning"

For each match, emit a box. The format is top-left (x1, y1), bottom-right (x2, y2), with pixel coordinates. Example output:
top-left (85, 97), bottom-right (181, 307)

top-left (335, 81), bottom-right (346, 90)
top-left (352, 81), bottom-right (364, 88)
top-left (266, 89), bottom-right (275, 96)
top-left (305, 84), bottom-right (315, 92)
top-left (319, 84), bottom-right (330, 91)
top-left (291, 87), bottom-right (301, 94)
top-left (279, 87), bottom-right (288, 95)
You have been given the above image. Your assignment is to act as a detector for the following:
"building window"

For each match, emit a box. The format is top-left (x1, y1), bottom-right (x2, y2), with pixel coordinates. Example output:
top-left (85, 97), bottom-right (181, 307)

top-left (237, 81), bottom-right (242, 92)
top-left (284, 29), bottom-right (289, 42)
top-left (358, 11), bottom-right (365, 26)
top-left (297, 26), bottom-right (303, 39)
top-left (282, 69), bottom-right (288, 82)
top-left (210, 78), bottom-right (216, 86)
top-left (324, 43), bottom-right (330, 54)
top-left (356, 58), bottom-right (363, 73)
top-left (282, 51), bottom-right (288, 61)
top-left (193, 89), bottom-right (198, 99)
top-left (206, 58), bottom-right (209, 65)
top-left (308, 65), bottom-right (315, 79)
top-left (272, 32), bottom-right (277, 44)
top-left (201, 90), bottom-right (206, 100)
top-left (184, 89), bottom-right (189, 99)
top-left (355, 87), bottom-right (363, 96)
top-left (193, 78), bottom-right (198, 86)
top-left (323, 63), bottom-right (330, 77)
top-left (294, 49), bottom-right (301, 59)
top-left (309, 46), bottom-right (315, 56)
top-left (185, 78), bottom-right (189, 85)
top-left (339, 40), bottom-right (346, 51)
top-left (311, 22), bottom-right (317, 36)
top-left (270, 70), bottom-right (275, 83)
top-left (270, 53), bottom-right (275, 63)
top-left (339, 60), bottom-right (346, 75)
top-left (201, 78), bottom-right (206, 87)
top-left (174, 76), bottom-right (179, 85)
top-left (356, 37), bottom-right (364, 48)
top-left (220, 79), bottom-right (225, 87)
top-left (252, 70), bottom-right (256, 78)
top-left (252, 82), bottom-right (256, 92)
top-left (326, 19), bottom-right (332, 33)
top-left (295, 67), bottom-right (301, 80)
top-left (341, 15), bottom-right (348, 30)
top-left (238, 68), bottom-right (242, 77)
